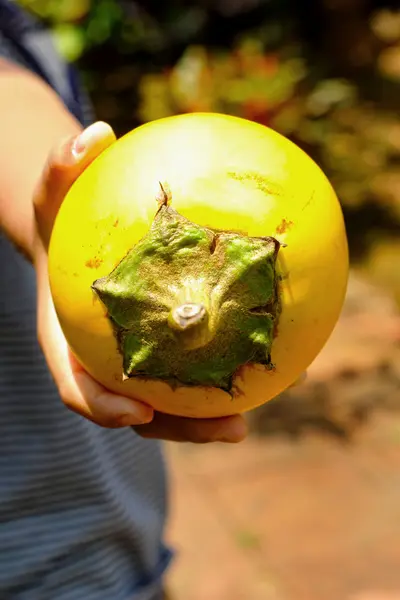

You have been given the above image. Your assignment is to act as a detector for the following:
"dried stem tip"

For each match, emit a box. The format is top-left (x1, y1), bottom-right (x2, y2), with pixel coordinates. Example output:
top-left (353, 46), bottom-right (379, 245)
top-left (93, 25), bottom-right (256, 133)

top-left (169, 303), bottom-right (208, 331)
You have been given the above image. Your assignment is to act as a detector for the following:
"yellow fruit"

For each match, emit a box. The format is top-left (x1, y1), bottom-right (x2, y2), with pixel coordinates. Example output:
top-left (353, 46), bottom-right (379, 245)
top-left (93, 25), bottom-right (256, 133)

top-left (48, 113), bottom-right (349, 418)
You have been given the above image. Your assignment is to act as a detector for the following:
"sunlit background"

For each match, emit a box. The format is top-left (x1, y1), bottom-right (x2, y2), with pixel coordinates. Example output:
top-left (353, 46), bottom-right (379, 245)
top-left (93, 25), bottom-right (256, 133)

top-left (17, 1), bottom-right (400, 599)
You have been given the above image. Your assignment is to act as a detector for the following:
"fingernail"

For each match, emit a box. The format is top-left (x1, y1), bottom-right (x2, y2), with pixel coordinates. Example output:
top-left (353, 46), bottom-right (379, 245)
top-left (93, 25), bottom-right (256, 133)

top-left (289, 371), bottom-right (307, 388)
top-left (71, 122), bottom-right (115, 160)
top-left (219, 419), bottom-right (248, 443)
top-left (72, 133), bottom-right (87, 158)
top-left (113, 396), bottom-right (154, 427)
top-left (117, 404), bottom-right (154, 427)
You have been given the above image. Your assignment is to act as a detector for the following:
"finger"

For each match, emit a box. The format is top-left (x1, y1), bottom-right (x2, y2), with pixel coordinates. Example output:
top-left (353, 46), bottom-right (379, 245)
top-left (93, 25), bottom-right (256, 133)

top-left (133, 412), bottom-right (248, 443)
top-left (34, 121), bottom-right (116, 248)
top-left (36, 253), bottom-right (154, 428)
top-left (66, 352), bottom-right (154, 428)
top-left (289, 371), bottom-right (307, 388)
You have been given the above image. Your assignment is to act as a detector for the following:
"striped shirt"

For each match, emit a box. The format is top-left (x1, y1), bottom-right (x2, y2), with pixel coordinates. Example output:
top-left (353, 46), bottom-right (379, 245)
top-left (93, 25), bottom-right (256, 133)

top-left (0, 2), bottom-right (172, 599)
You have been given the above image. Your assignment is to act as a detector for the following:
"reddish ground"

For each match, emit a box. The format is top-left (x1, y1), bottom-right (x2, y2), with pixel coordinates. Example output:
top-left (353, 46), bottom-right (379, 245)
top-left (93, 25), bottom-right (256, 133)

top-left (165, 272), bottom-right (400, 600)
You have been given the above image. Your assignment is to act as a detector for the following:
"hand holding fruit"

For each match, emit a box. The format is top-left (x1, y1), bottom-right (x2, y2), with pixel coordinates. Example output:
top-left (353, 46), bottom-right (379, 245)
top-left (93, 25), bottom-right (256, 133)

top-left (47, 114), bottom-right (348, 420)
top-left (32, 121), bottom-right (248, 442)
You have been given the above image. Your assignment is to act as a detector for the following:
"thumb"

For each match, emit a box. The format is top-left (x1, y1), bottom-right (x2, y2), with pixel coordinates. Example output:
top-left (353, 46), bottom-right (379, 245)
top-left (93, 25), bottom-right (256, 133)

top-left (34, 121), bottom-right (116, 249)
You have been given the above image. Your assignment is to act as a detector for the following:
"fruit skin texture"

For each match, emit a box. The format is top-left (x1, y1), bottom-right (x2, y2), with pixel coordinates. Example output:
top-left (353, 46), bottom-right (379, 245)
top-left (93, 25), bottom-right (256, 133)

top-left (48, 113), bottom-right (349, 419)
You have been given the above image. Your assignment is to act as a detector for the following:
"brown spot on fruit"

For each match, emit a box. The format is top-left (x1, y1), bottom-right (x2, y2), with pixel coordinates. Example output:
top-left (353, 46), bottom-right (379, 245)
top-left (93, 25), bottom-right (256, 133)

top-left (227, 171), bottom-right (283, 196)
top-left (85, 257), bottom-right (103, 269)
top-left (276, 219), bottom-right (293, 234)
top-left (113, 219), bottom-right (119, 227)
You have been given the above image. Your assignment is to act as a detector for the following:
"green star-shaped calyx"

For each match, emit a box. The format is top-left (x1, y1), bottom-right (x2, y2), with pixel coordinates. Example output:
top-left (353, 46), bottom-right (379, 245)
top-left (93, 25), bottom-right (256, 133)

top-left (92, 201), bottom-right (281, 392)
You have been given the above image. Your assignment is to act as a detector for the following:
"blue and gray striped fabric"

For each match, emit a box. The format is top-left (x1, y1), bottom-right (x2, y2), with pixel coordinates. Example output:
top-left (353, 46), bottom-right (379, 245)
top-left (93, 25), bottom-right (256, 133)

top-left (0, 2), bottom-right (172, 599)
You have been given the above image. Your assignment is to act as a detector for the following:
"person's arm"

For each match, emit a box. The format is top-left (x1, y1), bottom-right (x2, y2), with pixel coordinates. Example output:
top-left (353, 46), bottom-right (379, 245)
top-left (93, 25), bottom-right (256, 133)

top-left (0, 59), bottom-right (247, 442)
top-left (0, 58), bottom-right (81, 259)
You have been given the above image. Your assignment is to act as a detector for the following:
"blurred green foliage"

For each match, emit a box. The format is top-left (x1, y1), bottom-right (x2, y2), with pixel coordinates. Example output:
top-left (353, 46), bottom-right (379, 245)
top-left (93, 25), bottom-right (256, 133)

top-left (17, 0), bottom-right (400, 268)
